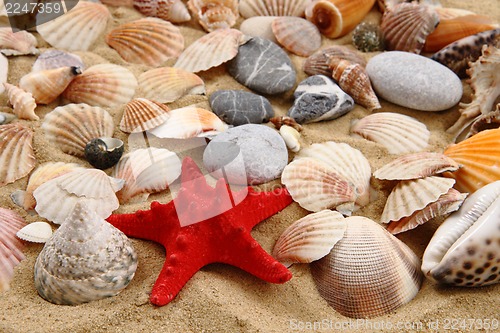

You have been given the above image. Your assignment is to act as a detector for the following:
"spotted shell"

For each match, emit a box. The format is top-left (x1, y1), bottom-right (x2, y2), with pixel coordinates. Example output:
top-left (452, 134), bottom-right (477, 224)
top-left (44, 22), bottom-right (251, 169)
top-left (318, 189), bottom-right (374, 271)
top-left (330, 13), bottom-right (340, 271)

top-left (239, 0), bottom-right (309, 18)
top-left (352, 22), bottom-right (385, 52)
top-left (271, 16), bottom-right (322, 57)
top-left (303, 45), bottom-right (367, 76)
top-left (133, 0), bottom-right (191, 23)
top-left (188, 0), bottom-right (239, 32)
top-left (0, 208), bottom-right (26, 292)
top-left (3, 83), bottom-right (38, 120)
top-left (0, 27), bottom-right (38, 56)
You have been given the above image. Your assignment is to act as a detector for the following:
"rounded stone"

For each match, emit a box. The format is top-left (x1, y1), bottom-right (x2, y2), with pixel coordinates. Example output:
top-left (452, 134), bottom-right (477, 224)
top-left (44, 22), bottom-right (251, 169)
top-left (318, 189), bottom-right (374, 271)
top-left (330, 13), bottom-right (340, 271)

top-left (366, 51), bottom-right (463, 111)
top-left (203, 124), bottom-right (288, 185)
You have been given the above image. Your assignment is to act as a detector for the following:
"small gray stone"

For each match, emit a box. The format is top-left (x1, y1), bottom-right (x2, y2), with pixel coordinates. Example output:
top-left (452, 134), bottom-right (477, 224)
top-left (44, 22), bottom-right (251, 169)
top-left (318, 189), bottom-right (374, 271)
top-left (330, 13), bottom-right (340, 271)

top-left (366, 51), bottom-right (463, 111)
top-left (209, 90), bottom-right (274, 126)
top-left (287, 75), bottom-right (354, 123)
top-left (227, 37), bottom-right (296, 95)
top-left (203, 124), bottom-right (288, 185)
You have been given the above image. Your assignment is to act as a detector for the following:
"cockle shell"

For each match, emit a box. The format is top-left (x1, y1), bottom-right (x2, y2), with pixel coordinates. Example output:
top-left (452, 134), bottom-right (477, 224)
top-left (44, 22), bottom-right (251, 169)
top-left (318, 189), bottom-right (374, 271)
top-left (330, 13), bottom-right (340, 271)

top-left (305, 0), bottom-right (376, 39)
top-left (311, 215), bottom-right (423, 318)
top-left (16, 222), bottom-right (53, 243)
top-left (42, 103), bottom-right (114, 157)
top-left (3, 83), bottom-right (38, 120)
top-left (34, 202), bottom-right (138, 305)
top-left (279, 125), bottom-right (301, 152)
top-left (188, 0), bottom-right (239, 32)
top-left (0, 208), bottom-right (26, 292)
top-left (0, 27), bottom-right (38, 56)
top-left (133, 0), bottom-right (191, 23)
top-left (34, 169), bottom-right (124, 225)
top-left (350, 112), bottom-right (430, 154)
top-left (240, 16), bottom-right (277, 42)
top-left (36, 1), bottom-right (110, 51)
top-left (106, 18), bottom-right (184, 67)
top-left (120, 98), bottom-right (171, 133)
top-left (303, 45), bottom-right (367, 77)
top-left (239, 0), bottom-right (309, 18)
top-left (32, 50), bottom-right (85, 72)
top-left (421, 181), bottom-right (500, 287)
top-left (272, 16), bottom-right (322, 57)
top-left (0, 124), bottom-right (35, 187)
top-left (62, 64), bottom-right (138, 107)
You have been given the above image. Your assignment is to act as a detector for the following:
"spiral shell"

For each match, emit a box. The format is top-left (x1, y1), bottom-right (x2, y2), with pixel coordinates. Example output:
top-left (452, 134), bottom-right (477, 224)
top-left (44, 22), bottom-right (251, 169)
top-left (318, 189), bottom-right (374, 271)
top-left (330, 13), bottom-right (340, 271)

top-left (3, 83), bottom-right (38, 120)
top-left (120, 98), bottom-right (171, 133)
top-left (188, 0), bottom-right (239, 32)
top-left (133, 0), bottom-right (191, 23)
top-left (303, 45), bottom-right (367, 76)
top-left (0, 123), bottom-right (35, 187)
top-left (0, 208), bottom-right (26, 292)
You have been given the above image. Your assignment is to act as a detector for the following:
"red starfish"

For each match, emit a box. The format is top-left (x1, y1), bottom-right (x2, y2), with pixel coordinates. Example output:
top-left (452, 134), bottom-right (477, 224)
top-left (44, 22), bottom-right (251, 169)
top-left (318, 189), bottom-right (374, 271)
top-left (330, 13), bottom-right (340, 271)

top-left (107, 157), bottom-right (293, 306)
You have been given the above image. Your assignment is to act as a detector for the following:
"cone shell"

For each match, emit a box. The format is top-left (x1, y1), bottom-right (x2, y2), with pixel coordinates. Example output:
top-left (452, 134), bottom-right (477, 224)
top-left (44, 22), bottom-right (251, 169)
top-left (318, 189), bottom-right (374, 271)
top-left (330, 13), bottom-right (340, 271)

top-left (311, 215), bottom-right (423, 318)
top-left (272, 17), bottom-right (322, 57)
top-left (138, 67), bottom-right (205, 103)
top-left (16, 222), bottom-right (53, 243)
top-left (0, 27), bottom-right (38, 56)
top-left (62, 64), bottom-right (138, 107)
top-left (106, 18), bottom-right (184, 67)
top-left (350, 112), bottom-right (430, 154)
top-left (36, 1), bottom-right (110, 51)
top-left (32, 50), bottom-right (85, 72)
top-left (188, 0), bottom-right (239, 32)
top-left (42, 103), bottom-right (114, 157)
top-left (240, 16), bottom-right (278, 42)
top-left (0, 208), bottom-right (26, 292)
top-left (239, 0), bottom-right (308, 18)
top-left (303, 45), bottom-right (367, 76)
top-left (34, 202), bottom-right (138, 305)
top-left (3, 83), bottom-right (38, 120)
top-left (120, 98), bottom-right (171, 133)
top-left (0, 124), bottom-right (35, 187)
top-left (133, 0), bottom-right (191, 23)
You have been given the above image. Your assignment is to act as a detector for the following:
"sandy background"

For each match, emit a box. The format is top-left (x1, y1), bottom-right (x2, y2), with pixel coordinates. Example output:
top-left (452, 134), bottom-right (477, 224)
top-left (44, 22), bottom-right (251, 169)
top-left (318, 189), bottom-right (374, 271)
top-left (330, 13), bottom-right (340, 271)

top-left (1, 0), bottom-right (499, 332)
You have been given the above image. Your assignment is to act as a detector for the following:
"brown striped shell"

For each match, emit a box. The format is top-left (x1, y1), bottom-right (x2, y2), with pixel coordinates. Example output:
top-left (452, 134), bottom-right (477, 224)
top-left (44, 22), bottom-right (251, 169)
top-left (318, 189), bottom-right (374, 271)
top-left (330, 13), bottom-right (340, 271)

top-left (303, 45), bottom-right (367, 76)
top-left (120, 98), bottom-right (171, 133)
top-left (271, 16), bottom-right (321, 57)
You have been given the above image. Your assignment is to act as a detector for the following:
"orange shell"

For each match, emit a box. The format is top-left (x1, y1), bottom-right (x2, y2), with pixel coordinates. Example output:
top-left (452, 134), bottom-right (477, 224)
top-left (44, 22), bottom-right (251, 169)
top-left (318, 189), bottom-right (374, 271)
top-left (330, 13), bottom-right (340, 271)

top-left (120, 98), bottom-right (171, 133)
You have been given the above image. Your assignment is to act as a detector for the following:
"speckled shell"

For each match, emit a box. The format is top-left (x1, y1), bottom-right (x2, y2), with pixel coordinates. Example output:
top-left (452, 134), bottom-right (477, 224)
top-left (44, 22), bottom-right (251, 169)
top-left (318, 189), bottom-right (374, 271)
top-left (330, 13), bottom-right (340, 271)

top-left (42, 103), bottom-right (114, 157)
top-left (303, 45), bottom-right (367, 76)
top-left (422, 181), bottom-right (500, 287)
top-left (352, 22), bottom-right (385, 52)
top-left (3, 83), bottom-right (38, 120)
top-left (239, 0), bottom-right (308, 18)
top-left (16, 222), bottom-right (53, 243)
top-left (311, 215), bottom-right (422, 318)
top-left (120, 98), bottom-right (171, 133)
top-left (240, 16), bottom-right (278, 42)
top-left (0, 208), bottom-right (26, 292)
top-left (0, 123), bottom-right (35, 187)
top-left (32, 50), bottom-right (85, 72)
top-left (271, 16), bottom-right (322, 57)
top-left (36, 1), bottom-right (110, 51)
top-left (133, 0), bottom-right (191, 23)
top-left (0, 27), bottom-right (38, 56)
top-left (188, 0), bottom-right (239, 32)
top-left (34, 202), bottom-right (137, 305)
top-left (106, 18), bottom-right (184, 67)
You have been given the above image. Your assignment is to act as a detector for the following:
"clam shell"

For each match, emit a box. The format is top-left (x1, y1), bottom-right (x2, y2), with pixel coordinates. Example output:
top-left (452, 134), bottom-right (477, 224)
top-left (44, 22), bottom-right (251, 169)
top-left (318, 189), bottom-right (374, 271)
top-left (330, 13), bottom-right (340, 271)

top-left (279, 125), bottom-right (301, 152)
top-left (133, 0), bottom-right (191, 23)
top-left (36, 1), bottom-right (110, 51)
top-left (62, 64), bottom-right (138, 107)
top-left (16, 222), bottom-right (53, 243)
top-left (42, 103), bottom-right (114, 157)
top-left (34, 202), bottom-right (138, 305)
top-left (137, 67), bottom-right (205, 103)
top-left (32, 50), bottom-right (85, 72)
top-left (239, 0), bottom-right (308, 18)
top-left (311, 215), bottom-right (422, 318)
top-left (0, 27), bottom-right (38, 56)
top-left (303, 45), bottom-right (367, 77)
top-left (188, 0), bottom-right (239, 32)
top-left (240, 16), bottom-right (278, 42)
top-left (120, 98), bottom-right (171, 133)
top-left (272, 210), bottom-right (346, 267)
top-left (3, 83), bottom-right (38, 120)
top-left (106, 18), bottom-right (184, 67)
top-left (422, 181), bottom-right (500, 286)
top-left (271, 16), bottom-right (321, 57)
top-left (0, 123), bottom-right (35, 187)
top-left (0, 208), bottom-right (26, 292)
top-left (350, 112), bottom-right (430, 154)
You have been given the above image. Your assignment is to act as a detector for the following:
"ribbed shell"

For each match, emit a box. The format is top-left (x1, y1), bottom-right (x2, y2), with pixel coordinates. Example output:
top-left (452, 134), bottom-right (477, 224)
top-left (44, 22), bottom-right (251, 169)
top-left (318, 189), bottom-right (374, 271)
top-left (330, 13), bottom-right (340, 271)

top-left (310, 216), bottom-right (422, 318)
top-left (133, 0), bottom-right (191, 23)
top-left (188, 0), bottom-right (239, 32)
top-left (16, 222), bottom-right (53, 243)
top-left (3, 83), bottom-right (38, 121)
top-left (32, 50), bottom-right (85, 72)
top-left (106, 18), bottom-right (184, 67)
top-left (303, 45), bottom-right (367, 77)
top-left (0, 124), bottom-right (35, 187)
top-left (0, 208), bottom-right (26, 292)
top-left (271, 17), bottom-right (321, 57)
top-left (0, 28), bottom-right (38, 56)
top-left (42, 103), bottom-right (114, 157)
top-left (239, 16), bottom-right (278, 42)
top-left (239, 0), bottom-right (308, 18)
top-left (120, 98), bottom-right (171, 133)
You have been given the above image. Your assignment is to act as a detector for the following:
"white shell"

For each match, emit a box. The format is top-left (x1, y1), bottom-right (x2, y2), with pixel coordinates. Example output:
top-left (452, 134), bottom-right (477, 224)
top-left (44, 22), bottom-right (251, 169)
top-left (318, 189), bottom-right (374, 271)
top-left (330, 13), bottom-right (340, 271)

top-left (32, 50), bottom-right (85, 72)
top-left (279, 125), bottom-right (301, 152)
top-left (16, 222), bottom-right (53, 243)
top-left (0, 28), bottom-right (38, 56)
top-left (240, 16), bottom-right (278, 42)
top-left (3, 83), bottom-right (38, 120)
top-left (0, 207), bottom-right (26, 292)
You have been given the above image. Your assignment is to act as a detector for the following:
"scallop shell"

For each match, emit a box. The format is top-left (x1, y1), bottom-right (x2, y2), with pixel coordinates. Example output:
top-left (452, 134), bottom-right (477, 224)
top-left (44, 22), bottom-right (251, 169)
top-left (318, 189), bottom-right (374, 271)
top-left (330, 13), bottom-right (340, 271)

top-left (0, 27), bottom-right (38, 56)
top-left (16, 222), bottom-right (53, 243)
top-left (240, 16), bottom-right (278, 42)
top-left (272, 210), bottom-right (346, 267)
top-left (271, 16), bottom-right (321, 57)
top-left (133, 0), bottom-right (191, 23)
top-left (174, 29), bottom-right (249, 73)
top-left (350, 112), bottom-right (430, 154)
top-left (303, 45), bottom-right (367, 77)
top-left (36, 1), bottom-right (110, 51)
top-left (112, 148), bottom-right (182, 203)
top-left (120, 98), bottom-right (171, 133)
top-left (279, 125), bottom-right (301, 152)
top-left (62, 64), bottom-right (138, 107)
top-left (42, 103), bottom-right (114, 157)
top-left (0, 208), bottom-right (26, 292)
top-left (443, 128), bottom-right (500, 193)
top-left (311, 215), bottom-right (423, 318)
top-left (421, 180), bottom-right (500, 286)
top-left (34, 168), bottom-right (124, 225)
top-left (188, 0), bottom-right (239, 32)
top-left (0, 53), bottom-right (7, 93)
top-left (106, 18), bottom-right (184, 67)
top-left (32, 50), bottom-right (85, 72)
top-left (3, 83), bottom-right (38, 120)
top-left (34, 201), bottom-right (138, 305)
top-left (305, 0), bottom-right (376, 39)
top-left (137, 67), bottom-right (205, 103)
top-left (0, 123), bottom-right (35, 187)
top-left (239, 0), bottom-right (308, 18)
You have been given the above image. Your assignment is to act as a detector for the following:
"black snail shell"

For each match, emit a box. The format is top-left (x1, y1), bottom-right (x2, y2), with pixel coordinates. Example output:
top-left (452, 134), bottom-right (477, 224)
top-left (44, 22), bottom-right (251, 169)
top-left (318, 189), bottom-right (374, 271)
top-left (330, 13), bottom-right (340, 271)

top-left (84, 137), bottom-right (124, 170)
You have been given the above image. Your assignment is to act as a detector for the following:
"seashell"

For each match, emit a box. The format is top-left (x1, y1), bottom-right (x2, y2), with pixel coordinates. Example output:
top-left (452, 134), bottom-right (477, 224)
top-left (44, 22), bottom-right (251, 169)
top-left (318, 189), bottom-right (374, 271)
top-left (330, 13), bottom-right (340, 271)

top-left (466, 110), bottom-right (500, 139)
top-left (443, 128), bottom-right (500, 193)
top-left (101, 0), bottom-right (135, 6)
top-left (240, 16), bottom-right (277, 42)
top-left (279, 125), bottom-right (301, 152)
top-left (137, 67), bottom-right (205, 104)
top-left (112, 148), bottom-right (182, 203)
top-left (421, 181), bottom-right (500, 287)
top-left (174, 29), bottom-right (249, 73)
top-left (0, 53), bottom-right (6, 94)
top-left (271, 16), bottom-right (321, 57)
top-left (120, 98), bottom-right (171, 133)
top-left (0, 111), bottom-right (15, 125)
top-left (0, 208), bottom-right (26, 292)
top-left (133, 0), bottom-right (191, 23)
top-left (433, 6), bottom-right (475, 20)
top-left (380, 176), bottom-right (456, 223)
top-left (0, 27), bottom-right (38, 56)
top-left (272, 210), bottom-right (346, 267)
top-left (19, 66), bottom-right (82, 104)
top-left (32, 50), bottom-right (85, 72)
top-left (34, 201), bottom-right (138, 305)
top-left (303, 45), bottom-right (367, 77)
top-left (188, 0), bottom-right (239, 32)
top-left (149, 106), bottom-right (229, 139)
top-left (106, 18), bottom-right (184, 67)
top-left (305, 0), bottom-right (376, 39)
top-left (36, 2), bottom-right (110, 51)
top-left (350, 112), bottom-right (430, 154)
top-left (42, 103), bottom-right (114, 157)
top-left (85, 138), bottom-right (125, 170)
top-left (10, 162), bottom-right (83, 211)
top-left (352, 22), bottom-right (385, 52)
top-left (3, 83), bottom-right (38, 120)
top-left (16, 222), bottom-right (53, 243)
top-left (270, 115), bottom-right (303, 131)
top-left (0, 123), bottom-right (35, 187)
top-left (373, 152), bottom-right (460, 180)
top-left (34, 168), bottom-right (124, 225)
top-left (311, 215), bottom-right (423, 318)
top-left (380, 2), bottom-right (440, 54)
top-left (62, 64), bottom-right (138, 107)
top-left (329, 58), bottom-right (380, 110)
top-left (239, 0), bottom-right (308, 18)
